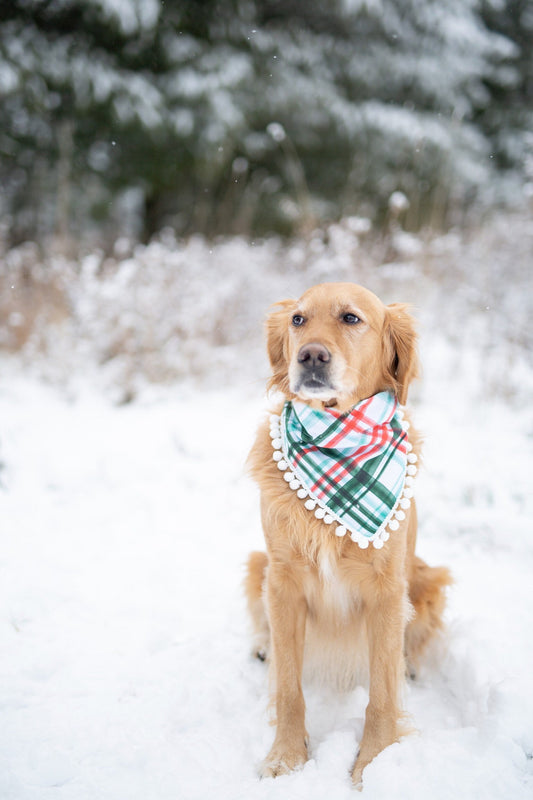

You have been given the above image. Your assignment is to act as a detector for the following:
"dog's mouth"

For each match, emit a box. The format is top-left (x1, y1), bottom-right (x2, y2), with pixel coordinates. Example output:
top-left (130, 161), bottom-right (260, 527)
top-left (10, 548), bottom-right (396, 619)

top-left (293, 371), bottom-right (337, 398)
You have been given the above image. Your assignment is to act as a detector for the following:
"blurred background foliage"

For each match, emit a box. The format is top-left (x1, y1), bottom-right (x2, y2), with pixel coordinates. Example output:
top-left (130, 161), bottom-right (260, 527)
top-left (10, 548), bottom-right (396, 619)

top-left (1, 0), bottom-right (532, 246)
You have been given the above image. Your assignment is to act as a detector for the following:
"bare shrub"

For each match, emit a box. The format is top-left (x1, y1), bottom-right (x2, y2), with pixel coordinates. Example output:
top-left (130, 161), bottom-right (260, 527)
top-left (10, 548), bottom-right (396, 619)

top-left (1, 212), bottom-right (531, 402)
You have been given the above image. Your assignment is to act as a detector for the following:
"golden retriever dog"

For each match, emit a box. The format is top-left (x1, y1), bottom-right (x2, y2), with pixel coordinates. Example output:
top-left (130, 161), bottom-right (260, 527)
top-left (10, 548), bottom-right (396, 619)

top-left (245, 282), bottom-right (451, 787)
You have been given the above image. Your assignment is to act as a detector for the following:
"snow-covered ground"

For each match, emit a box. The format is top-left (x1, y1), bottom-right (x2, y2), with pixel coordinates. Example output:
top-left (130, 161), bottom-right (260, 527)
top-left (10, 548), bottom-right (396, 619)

top-left (1, 212), bottom-right (532, 799)
top-left (1, 330), bottom-right (532, 799)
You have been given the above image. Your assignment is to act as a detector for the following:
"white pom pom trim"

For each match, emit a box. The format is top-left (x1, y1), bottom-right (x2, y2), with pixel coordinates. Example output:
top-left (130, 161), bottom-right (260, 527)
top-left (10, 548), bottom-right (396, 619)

top-left (269, 407), bottom-right (417, 550)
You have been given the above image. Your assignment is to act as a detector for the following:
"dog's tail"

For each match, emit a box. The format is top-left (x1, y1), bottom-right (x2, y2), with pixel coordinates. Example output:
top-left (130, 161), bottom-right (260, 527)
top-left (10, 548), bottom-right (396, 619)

top-left (405, 556), bottom-right (452, 674)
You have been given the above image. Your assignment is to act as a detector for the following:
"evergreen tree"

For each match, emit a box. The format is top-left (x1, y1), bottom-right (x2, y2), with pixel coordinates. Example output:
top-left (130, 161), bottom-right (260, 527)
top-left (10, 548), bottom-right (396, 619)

top-left (0, 0), bottom-right (526, 243)
top-left (478, 0), bottom-right (533, 184)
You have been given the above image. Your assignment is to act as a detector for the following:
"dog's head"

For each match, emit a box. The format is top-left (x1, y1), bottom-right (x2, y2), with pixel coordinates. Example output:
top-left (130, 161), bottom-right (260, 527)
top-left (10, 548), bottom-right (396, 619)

top-left (266, 282), bottom-right (419, 410)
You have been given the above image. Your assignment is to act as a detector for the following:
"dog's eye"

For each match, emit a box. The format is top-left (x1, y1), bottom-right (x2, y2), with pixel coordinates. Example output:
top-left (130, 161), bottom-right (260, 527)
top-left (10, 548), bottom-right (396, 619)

top-left (342, 313), bottom-right (361, 325)
top-left (292, 314), bottom-right (306, 327)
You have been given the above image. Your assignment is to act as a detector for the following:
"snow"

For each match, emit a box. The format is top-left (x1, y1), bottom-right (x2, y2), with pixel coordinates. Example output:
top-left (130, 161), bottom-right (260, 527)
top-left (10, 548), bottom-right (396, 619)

top-left (1, 210), bottom-right (532, 799)
top-left (1, 323), bottom-right (532, 799)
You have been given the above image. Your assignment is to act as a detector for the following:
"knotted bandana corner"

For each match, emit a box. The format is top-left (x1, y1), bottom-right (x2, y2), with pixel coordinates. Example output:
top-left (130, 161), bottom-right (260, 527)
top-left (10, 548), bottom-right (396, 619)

top-left (270, 391), bottom-right (418, 549)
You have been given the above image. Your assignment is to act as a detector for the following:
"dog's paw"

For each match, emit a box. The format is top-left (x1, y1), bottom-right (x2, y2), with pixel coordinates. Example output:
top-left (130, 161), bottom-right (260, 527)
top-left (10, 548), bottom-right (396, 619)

top-left (260, 741), bottom-right (308, 778)
top-left (351, 763), bottom-right (364, 791)
top-left (351, 750), bottom-right (370, 790)
top-left (405, 659), bottom-right (417, 681)
top-left (251, 633), bottom-right (270, 662)
top-left (252, 645), bottom-right (268, 662)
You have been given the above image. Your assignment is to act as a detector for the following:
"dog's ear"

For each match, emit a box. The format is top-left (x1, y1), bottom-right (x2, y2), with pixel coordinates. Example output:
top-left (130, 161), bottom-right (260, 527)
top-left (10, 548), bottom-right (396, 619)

top-left (266, 299), bottom-right (294, 394)
top-left (383, 303), bottom-right (419, 405)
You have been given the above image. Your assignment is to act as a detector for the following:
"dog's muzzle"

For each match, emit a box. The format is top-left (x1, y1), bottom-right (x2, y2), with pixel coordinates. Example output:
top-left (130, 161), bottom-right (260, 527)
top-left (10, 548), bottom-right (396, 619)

top-left (293, 343), bottom-right (335, 395)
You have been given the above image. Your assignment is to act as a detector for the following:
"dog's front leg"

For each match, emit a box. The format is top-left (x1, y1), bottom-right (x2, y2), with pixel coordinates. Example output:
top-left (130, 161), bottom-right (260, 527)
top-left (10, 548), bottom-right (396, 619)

top-left (351, 588), bottom-right (407, 788)
top-left (260, 562), bottom-right (308, 777)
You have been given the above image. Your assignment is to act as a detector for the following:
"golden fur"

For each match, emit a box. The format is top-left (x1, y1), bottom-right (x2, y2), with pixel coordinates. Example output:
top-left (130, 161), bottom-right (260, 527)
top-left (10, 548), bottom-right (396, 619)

top-left (245, 282), bottom-right (451, 787)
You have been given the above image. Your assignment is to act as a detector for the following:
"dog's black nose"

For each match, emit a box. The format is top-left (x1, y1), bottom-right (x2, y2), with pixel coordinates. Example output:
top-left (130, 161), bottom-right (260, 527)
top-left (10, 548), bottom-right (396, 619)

top-left (297, 343), bottom-right (331, 367)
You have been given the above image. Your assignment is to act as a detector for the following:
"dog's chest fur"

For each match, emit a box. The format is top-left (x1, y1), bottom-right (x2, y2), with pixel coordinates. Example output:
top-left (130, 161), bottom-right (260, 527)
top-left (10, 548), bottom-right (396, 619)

top-left (281, 485), bottom-right (366, 623)
top-left (315, 548), bottom-right (357, 619)
top-left (254, 418), bottom-right (385, 627)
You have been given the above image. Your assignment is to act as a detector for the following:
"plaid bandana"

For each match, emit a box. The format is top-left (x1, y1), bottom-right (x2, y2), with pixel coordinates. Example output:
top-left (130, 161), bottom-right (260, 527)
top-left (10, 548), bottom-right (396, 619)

top-left (270, 391), bottom-right (417, 549)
